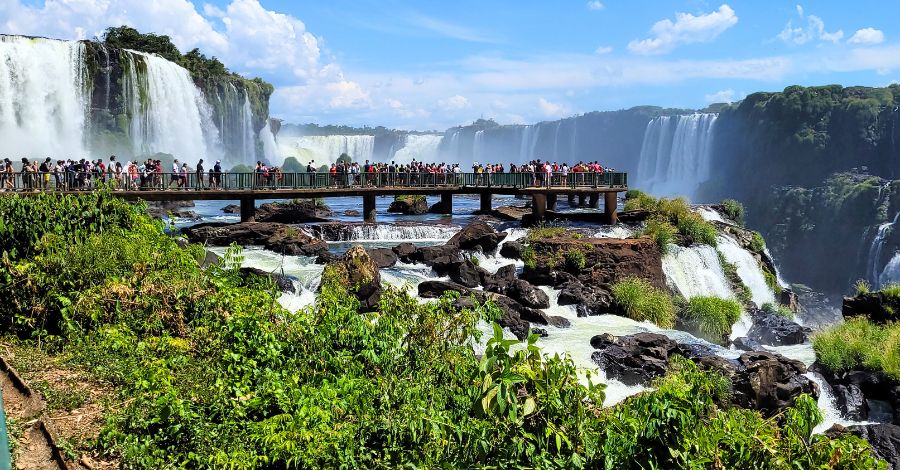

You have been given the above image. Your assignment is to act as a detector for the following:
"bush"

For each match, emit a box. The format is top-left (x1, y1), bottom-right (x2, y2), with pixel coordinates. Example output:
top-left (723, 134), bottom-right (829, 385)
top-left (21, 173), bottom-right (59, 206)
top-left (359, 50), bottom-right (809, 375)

top-left (642, 217), bottom-right (677, 253)
top-left (813, 317), bottom-right (900, 381)
top-left (717, 252), bottom-right (753, 305)
top-left (676, 212), bottom-right (718, 247)
top-left (749, 231), bottom-right (766, 254)
top-left (611, 278), bottom-right (676, 328)
top-left (521, 246), bottom-right (537, 270)
top-left (761, 302), bottom-right (795, 318)
top-left (564, 247), bottom-right (586, 271)
top-left (680, 297), bottom-right (743, 344)
top-left (882, 282), bottom-right (900, 299)
top-left (854, 279), bottom-right (872, 295)
top-left (623, 189), bottom-right (656, 211)
top-left (720, 199), bottom-right (745, 225)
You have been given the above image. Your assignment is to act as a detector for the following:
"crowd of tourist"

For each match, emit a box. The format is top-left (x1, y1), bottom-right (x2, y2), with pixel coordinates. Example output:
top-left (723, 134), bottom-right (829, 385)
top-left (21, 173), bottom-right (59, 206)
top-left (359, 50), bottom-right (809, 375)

top-left (1, 156), bottom-right (615, 191)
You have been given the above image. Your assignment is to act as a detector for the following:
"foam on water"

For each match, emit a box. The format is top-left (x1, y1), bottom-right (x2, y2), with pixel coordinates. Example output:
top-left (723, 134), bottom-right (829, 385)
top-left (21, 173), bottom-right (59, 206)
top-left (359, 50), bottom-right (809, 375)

top-left (662, 244), bottom-right (734, 300)
top-left (697, 207), bottom-right (725, 223)
top-left (717, 234), bottom-right (776, 307)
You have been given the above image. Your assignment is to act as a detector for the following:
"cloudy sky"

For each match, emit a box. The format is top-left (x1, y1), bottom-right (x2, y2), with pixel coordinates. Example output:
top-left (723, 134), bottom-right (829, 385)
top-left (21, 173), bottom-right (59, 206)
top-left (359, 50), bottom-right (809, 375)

top-left (1, 0), bottom-right (898, 130)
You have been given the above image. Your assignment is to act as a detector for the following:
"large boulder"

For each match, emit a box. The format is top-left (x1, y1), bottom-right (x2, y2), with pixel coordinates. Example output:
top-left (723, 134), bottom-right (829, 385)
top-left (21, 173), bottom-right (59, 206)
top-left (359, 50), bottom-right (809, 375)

top-left (746, 308), bottom-right (810, 346)
top-left (255, 200), bottom-right (332, 223)
top-left (392, 242), bottom-right (418, 260)
top-left (809, 363), bottom-right (900, 425)
top-left (388, 196), bottom-right (428, 215)
top-left (504, 279), bottom-right (550, 309)
top-left (239, 267), bottom-right (295, 293)
top-left (843, 292), bottom-right (900, 325)
top-left (222, 204), bottom-right (240, 214)
top-left (557, 281), bottom-right (615, 317)
top-left (499, 240), bottom-right (524, 260)
top-left (448, 259), bottom-right (488, 288)
top-left (447, 222), bottom-right (507, 252)
top-left (147, 200), bottom-right (195, 218)
top-left (367, 248), bottom-right (398, 269)
top-left (832, 384), bottom-right (869, 421)
top-left (183, 222), bottom-right (328, 257)
top-left (407, 244), bottom-right (464, 273)
top-left (728, 351), bottom-right (818, 416)
top-left (323, 246), bottom-right (381, 312)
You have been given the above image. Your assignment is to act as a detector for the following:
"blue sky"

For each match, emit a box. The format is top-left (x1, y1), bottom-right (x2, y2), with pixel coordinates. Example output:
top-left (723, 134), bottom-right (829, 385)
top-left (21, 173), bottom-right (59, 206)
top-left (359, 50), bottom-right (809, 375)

top-left (3, 1), bottom-right (899, 130)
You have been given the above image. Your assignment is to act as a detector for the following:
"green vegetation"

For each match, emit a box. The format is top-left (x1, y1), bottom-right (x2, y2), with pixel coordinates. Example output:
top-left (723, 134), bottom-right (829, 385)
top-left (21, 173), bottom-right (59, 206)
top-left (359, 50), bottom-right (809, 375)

top-left (679, 297), bottom-right (742, 344)
top-left (642, 217), bottom-right (678, 252)
top-left (0, 193), bottom-right (884, 468)
top-left (627, 191), bottom-right (718, 247)
top-left (717, 251), bottom-right (753, 306)
top-left (749, 231), bottom-right (766, 254)
top-left (720, 199), bottom-right (745, 226)
top-left (281, 156), bottom-right (303, 172)
top-left (854, 279), bottom-right (872, 295)
top-left (611, 278), bottom-right (676, 328)
top-left (525, 226), bottom-right (582, 243)
top-left (813, 317), bottom-right (900, 381)
top-left (763, 268), bottom-right (783, 296)
top-left (761, 302), bottom-right (795, 318)
top-left (623, 189), bottom-right (656, 212)
top-left (564, 247), bottom-right (586, 271)
top-left (521, 245), bottom-right (537, 270)
top-left (882, 282), bottom-right (900, 299)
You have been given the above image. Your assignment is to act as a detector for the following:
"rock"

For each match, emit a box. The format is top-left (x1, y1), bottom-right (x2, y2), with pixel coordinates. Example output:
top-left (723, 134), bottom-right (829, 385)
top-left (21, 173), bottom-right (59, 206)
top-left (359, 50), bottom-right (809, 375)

top-left (505, 279), bottom-right (550, 309)
top-left (541, 314), bottom-right (571, 328)
top-left (447, 222), bottom-right (507, 252)
top-left (835, 424), bottom-right (900, 469)
top-left (255, 200), bottom-right (332, 223)
top-left (449, 259), bottom-right (487, 288)
top-left (732, 336), bottom-right (763, 351)
top-left (409, 244), bottom-right (464, 273)
top-left (367, 248), bottom-right (398, 268)
top-left (499, 240), bottom-right (524, 260)
top-left (200, 250), bottom-right (220, 268)
top-left (833, 384), bottom-right (869, 421)
top-left (780, 288), bottom-right (800, 313)
top-left (344, 210), bottom-right (360, 216)
top-left (222, 204), bottom-right (240, 214)
top-left (809, 363), bottom-right (900, 424)
top-left (392, 242), bottom-right (418, 260)
top-left (484, 264), bottom-right (518, 292)
top-left (147, 200), bottom-right (195, 218)
top-left (417, 280), bottom-right (539, 340)
top-left (323, 246), bottom-right (381, 312)
top-left (746, 308), bottom-right (811, 346)
top-left (531, 328), bottom-right (549, 338)
top-left (315, 251), bottom-right (340, 265)
top-left (183, 222), bottom-right (328, 257)
top-left (843, 292), bottom-right (900, 325)
top-left (557, 281), bottom-right (614, 317)
top-left (590, 332), bottom-right (817, 415)
top-left (388, 196), bottom-right (428, 215)
top-left (240, 267), bottom-right (296, 293)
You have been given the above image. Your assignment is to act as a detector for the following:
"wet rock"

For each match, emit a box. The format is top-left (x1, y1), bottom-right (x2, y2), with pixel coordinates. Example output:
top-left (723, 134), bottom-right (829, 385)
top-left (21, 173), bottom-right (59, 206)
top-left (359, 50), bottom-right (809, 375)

top-left (367, 248), bottom-right (398, 269)
top-left (809, 363), bottom-right (900, 424)
top-left (505, 279), bottom-right (550, 309)
top-left (147, 200), bottom-right (195, 218)
top-left (409, 244), bottom-right (464, 273)
top-left (315, 251), bottom-right (340, 265)
top-left (499, 240), bottom-right (524, 260)
top-left (729, 351), bottom-right (818, 416)
top-left (780, 288), bottom-right (800, 313)
top-left (392, 242), bottom-right (418, 260)
top-left (240, 267), bottom-right (296, 293)
top-left (589, 333), bottom-right (679, 385)
top-left (344, 210), bottom-right (360, 216)
top-left (255, 200), bottom-right (332, 223)
top-left (183, 222), bottom-right (328, 257)
top-left (484, 264), bottom-right (517, 292)
top-left (531, 328), bottom-right (549, 338)
top-left (828, 423), bottom-right (900, 469)
top-left (222, 204), bottom-right (240, 214)
top-left (323, 246), bottom-right (381, 312)
top-left (833, 384), bottom-right (869, 421)
top-left (388, 196), bottom-right (427, 215)
top-left (557, 281), bottom-right (614, 317)
top-left (843, 292), bottom-right (900, 325)
top-left (449, 259), bottom-right (488, 288)
top-left (541, 314), bottom-right (571, 329)
top-left (746, 308), bottom-right (810, 346)
top-left (732, 336), bottom-right (763, 351)
top-left (447, 222), bottom-right (507, 252)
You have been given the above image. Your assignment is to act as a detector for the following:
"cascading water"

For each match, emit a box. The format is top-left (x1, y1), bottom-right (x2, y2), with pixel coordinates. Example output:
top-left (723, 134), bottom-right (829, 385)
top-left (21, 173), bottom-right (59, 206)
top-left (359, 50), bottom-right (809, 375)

top-left (279, 135), bottom-right (375, 166)
top-left (311, 223), bottom-right (461, 243)
top-left (259, 123), bottom-right (280, 165)
top-left (473, 130), bottom-right (485, 163)
top-left (635, 113), bottom-right (717, 200)
top-left (662, 244), bottom-right (735, 300)
top-left (717, 235), bottom-right (776, 307)
top-left (123, 50), bottom-right (221, 162)
top-left (391, 134), bottom-right (443, 163)
top-left (240, 96), bottom-right (256, 162)
top-left (867, 210), bottom-right (900, 288)
top-left (0, 36), bottom-right (89, 158)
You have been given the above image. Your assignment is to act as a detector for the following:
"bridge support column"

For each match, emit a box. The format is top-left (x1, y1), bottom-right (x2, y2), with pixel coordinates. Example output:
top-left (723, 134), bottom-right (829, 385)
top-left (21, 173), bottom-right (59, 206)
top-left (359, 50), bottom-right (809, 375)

top-left (604, 192), bottom-right (618, 225)
top-left (240, 197), bottom-right (256, 222)
top-left (578, 193), bottom-right (586, 207)
top-left (547, 193), bottom-right (557, 211)
top-left (363, 194), bottom-right (377, 223)
top-left (588, 193), bottom-right (600, 208)
top-left (480, 193), bottom-right (492, 212)
top-left (532, 193), bottom-right (547, 223)
top-left (567, 194), bottom-right (577, 207)
top-left (438, 192), bottom-right (453, 215)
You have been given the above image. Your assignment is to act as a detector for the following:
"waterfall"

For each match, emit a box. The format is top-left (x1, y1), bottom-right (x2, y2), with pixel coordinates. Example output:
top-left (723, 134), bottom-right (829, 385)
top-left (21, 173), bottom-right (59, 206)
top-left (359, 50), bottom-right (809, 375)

top-left (0, 36), bottom-right (89, 158)
top-left (310, 223), bottom-right (461, 242)
top-left (278, 135), bottom-right (375, 166)
top-left (391, 134), bottom-right (443, 163)
top-left (867, 210), bottom-right (900, 288)
top-left (662, 244), bottom-right (735, 300)
top-left (259, 122), bottom-right (280, 165)
top-left (635, 113), bottom-right (717, 200)
top-left (123, 50), bottom-right (221, 162)
top-left (717, 235), bottom-right (776, 307)
top-left (473, 130), bottom-right (485, 163)
top-left (240, 95), bottom-right (256, 163)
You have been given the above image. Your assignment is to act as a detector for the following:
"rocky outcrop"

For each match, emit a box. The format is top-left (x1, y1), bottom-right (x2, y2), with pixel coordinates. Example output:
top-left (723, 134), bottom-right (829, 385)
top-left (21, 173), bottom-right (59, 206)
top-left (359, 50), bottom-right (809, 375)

top-left (239, 267), bottom-right (295, 293)
top-left (827, 423), bottom-right (900, 469)
top-left (746, 308), bottom-right (810, 346)
top-left (366, 248), bottom-right (398, 269)
top-left (323, 246), bottom-right (381, 312)
top-left (810, 363), bottom-right (900, 425)
top-left (590, 333), bottom-right (818, 416)
top-left (254, 200), bottom-right (332, 223)
top-left (499, 240), bottom-right (524, 260)
top-left (183, 222), bottom-right (328, 257)
top-left (447, 222), bottom-right (507, 252)
top-left (222, 204), bottom-right (240, 214)
top-left (843, 291), bottom-right (900, 325)
top-left (388, 196), bottom-right (427, 215)
top-left (147, 200), bottom-right (199, 219)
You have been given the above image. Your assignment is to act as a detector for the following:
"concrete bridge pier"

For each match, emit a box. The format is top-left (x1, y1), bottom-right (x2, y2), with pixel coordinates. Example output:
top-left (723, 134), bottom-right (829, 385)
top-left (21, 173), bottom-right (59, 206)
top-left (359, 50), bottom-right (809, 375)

top-left (547, 193), bottom-right (557, 211)
top-left (437, 192), bottom-right (453, 215)
top-left (364, 194), bottom-right (377, 223)
top-left (578, 193), bottom-right (587, 207)
top-left (604, 192), bottom-right (618, 225)
top-left (567, 194), bottom-right (577, 207)
top-left (531, 193), bottom-right (547, 223)
top-left (588, 193), bottom-right (600, 208)
top-left (480, 193), bottom-right (492, 212)
top-left (240, 197), bottom-right (256, 222)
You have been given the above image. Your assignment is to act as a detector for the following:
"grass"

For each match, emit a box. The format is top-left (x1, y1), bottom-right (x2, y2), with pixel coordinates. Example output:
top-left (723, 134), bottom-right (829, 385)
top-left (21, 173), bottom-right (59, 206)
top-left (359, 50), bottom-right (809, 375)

top-left (642, 217), bottom-right (677, 253)
top-left (679, 296), bottom-right (743, 344)
top-left (626, 192), bottom-right (718, 248)
top-left (717, 251), bottom-right (753, 306)
top-left (623, 189), bottom-right (656, 212)
top-left (763, 269), bottom-right (782, 296)
top-left (611, 278), bottom-right (676, 329)
top-left (677, 213), bottom-right (718, 247)
top-left (521, 246), bottom-right (536, 270)
top-left (761, 302), bottom-right (794, 318)
top-left (882, 282), bottom-right (900, 299)
top-left (854, 279), bottom-right (872, 295)
top-left (720, 199), bottom-right (745, 226)
top-left (812, 317), bottom-right (900, 381)
top-left (749, 232), bottom-right (766, 254)
top-left (526, 226), bottom-right (581, 243)
top-left (32, 379), bottom-right (90, 412)
top-left (564, 247), bottom-right (586, 271)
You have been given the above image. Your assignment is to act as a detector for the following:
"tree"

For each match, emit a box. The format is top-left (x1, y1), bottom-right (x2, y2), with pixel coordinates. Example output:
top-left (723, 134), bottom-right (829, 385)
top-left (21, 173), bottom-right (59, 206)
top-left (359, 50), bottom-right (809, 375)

top-left (337, 153), bottom-right (352, 164)
top-left (281, 157), bottom-right (304, 173)
top-left (102, 26), bottom-right (181, 63)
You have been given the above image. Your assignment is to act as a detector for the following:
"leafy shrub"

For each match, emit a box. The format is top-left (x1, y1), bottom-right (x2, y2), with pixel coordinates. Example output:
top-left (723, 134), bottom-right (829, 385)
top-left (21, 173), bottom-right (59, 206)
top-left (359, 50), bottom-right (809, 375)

top-left (521, 245), bottom-right (537, 270)
top-left (813, 317), bottom-right (900, 381)
top-left (623, 189), bottom-right (656, 211)
top-left (854, 279), bottom-right (872, 295)
top-left (564, 247), bottom-right (586, 271)
top-left (642, 217), bottom-right (677, 253)
top-left (761, 302), bottom-right (795, 318)
top-left (611, 278), bottom-right (676, 328)
top-left (676, 212), bottom-right (718, 247)
top-left (680, 297), bottom-right (743, 344)
top-left (720, 199), bottom-right (745, 225)
top-left (763, 269), bottom-right (783, 295)
top-left (749, 231), bottom-right (766, 254)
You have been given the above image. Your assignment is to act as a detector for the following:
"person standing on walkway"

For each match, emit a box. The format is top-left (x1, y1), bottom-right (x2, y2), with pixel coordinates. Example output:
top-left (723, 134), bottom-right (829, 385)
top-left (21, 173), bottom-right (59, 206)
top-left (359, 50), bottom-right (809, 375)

top-left (196, 159), bottom-right (204, 190)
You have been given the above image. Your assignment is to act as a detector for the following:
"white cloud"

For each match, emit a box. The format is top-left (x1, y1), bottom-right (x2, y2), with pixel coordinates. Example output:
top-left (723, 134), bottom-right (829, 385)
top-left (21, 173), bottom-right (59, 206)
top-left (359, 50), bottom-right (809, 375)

top-left (438, 95), bottom-right (471, 110)
top-left (704, 89), bottom-right (735, 103)
top-left (408, 13), bottom-right (498, 43)
top-left (627, 4), bottom-right (738, 55)
top-left (537, 97), bottom-right (569, 117)
top-left (848, 27), bottom-right (885, 45)
top-left (777, 8), bottom-right (843, 45)
top-left (594, 45), bottom-right (613, 55)
top-left (586, 1), bottom-right (604, 11)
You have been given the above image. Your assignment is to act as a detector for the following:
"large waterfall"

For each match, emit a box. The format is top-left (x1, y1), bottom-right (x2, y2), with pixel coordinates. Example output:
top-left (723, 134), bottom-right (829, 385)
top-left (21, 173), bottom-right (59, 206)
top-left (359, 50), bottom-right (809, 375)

top-left (868, 210), bottom-right (900, 288)
top-left (391, 134), bottom-right (442, 163)
top-left (122, 50), bottom-right (221, 162)
top-left (635, 113), bottom-right (718, 200)
top-left (0, 36), bottom-right (89, 158)
top-left (277, 135), bottom-right (376, 166)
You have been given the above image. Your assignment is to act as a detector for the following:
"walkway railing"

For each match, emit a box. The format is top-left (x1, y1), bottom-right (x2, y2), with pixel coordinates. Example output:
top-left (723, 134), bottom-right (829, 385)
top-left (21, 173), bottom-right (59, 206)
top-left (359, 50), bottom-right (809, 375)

top-left (0, 171), bottom-right (627, 192)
